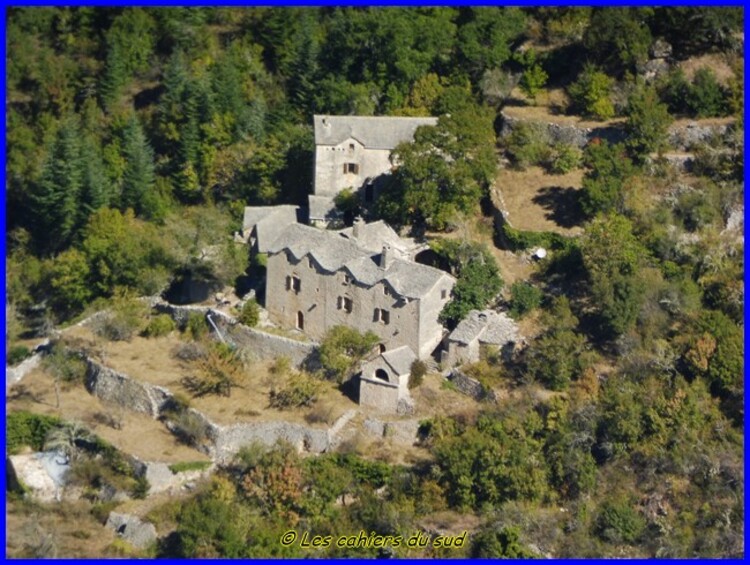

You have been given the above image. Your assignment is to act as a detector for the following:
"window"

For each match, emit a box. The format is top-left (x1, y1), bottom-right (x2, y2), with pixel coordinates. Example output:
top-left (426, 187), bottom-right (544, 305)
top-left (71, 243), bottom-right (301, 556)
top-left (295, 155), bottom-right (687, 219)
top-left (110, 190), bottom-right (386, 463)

top-left (296, 311), bottom-right (304, 330)
top-left (337, 296), bottom-right (353, 313)
top-left (374, 368), bottom-right (389, 382)
top-left (374, 308), bottom-right (390, 325)
top-left (364, 183), bottom-right (374, 203)
top-left (383, 285), bottom-right (389, 296)
top-left (290, 276), bottom-right (301, 293)
top-left (343, 274), bottom-right (352, 286)
top-left (285, 275), bottom-right (292, 291)
top-left (349, 143), bottom-right (355, 151)
top-left (441, 289), bottom-right (448, 300)
top-left (343, 162), bottom-right (359, 174)
top-left (308, 257), bottom-right (314, 269)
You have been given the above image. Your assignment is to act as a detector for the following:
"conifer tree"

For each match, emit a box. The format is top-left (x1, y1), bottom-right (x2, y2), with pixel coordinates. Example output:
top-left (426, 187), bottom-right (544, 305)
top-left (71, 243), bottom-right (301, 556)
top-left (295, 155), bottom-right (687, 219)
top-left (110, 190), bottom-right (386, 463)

top-left (120, 116), bottom-right (156, 218)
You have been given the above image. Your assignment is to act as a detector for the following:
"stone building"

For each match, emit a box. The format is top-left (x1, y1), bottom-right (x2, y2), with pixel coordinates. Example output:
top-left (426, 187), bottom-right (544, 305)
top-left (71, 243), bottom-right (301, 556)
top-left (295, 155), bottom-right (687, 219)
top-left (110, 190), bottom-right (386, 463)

top-left (442, 309), bottom-right (520, 367)
top-left (358, 345), bottom-right (416, 414)
top-left (241, 205), bottom-right (301, 253)
top-left (310, 114), bottom-right (438, 225)
top-left (264, 221), bottom-right (455, 360)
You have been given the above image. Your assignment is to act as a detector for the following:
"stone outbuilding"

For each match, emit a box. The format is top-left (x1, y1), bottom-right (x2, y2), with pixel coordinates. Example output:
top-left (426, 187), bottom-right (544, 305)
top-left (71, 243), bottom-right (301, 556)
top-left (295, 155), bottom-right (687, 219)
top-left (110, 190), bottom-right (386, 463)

top-left (442, 309), bottom-right (520, 367)
top-left (359, 345), bottom-right (416, 414)
top-left (242, 205), bottom-right (301, 254)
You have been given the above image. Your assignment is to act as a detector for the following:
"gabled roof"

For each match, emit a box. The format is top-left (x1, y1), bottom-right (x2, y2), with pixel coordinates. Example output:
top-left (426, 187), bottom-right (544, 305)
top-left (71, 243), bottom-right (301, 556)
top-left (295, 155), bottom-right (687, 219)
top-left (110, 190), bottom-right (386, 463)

top-left (314, 115), bottom-right (439, 150)
top-left (243, 205), bottom-right (300, 253)
top-left (266, 223), bottom-right (454, 299)
top-left (448, 309), bottom-right (519, 346)
top-left (308, 195), bottom-right (340, 222)
top-left (381, 346), bottom-right (418, 377)
top-left (339, 219), bottom-right (425, 258)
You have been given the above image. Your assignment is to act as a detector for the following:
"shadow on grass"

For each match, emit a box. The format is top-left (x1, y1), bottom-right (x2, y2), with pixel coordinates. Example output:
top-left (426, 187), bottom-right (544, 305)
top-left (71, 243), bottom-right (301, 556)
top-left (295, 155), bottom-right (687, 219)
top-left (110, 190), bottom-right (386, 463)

top-left (532, 186), bottom-right (585, 229)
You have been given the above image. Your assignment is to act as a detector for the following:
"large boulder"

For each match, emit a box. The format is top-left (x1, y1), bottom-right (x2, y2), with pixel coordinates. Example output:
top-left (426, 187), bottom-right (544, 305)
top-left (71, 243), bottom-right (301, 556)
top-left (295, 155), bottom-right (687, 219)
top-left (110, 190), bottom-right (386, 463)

top-left (105, 512), bottom-right (157, 550)
top-left (7, 451), bottom-right (70, 502)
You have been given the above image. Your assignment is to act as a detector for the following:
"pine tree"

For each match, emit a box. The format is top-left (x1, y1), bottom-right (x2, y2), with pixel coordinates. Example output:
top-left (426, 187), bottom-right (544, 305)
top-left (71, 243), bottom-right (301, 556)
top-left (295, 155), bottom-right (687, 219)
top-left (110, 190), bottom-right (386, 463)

top-left (78, 136), bottom-right (112, 227)
top-left (120, 116), bottom-right (156, 218)
top-left (32, 119), bottom-right (83, 252)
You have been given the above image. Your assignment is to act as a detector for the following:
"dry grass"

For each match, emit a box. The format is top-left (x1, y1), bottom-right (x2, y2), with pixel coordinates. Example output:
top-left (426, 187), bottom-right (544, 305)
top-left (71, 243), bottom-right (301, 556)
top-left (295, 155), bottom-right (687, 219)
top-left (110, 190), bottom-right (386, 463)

top-left (494, 165), bottom-right (585, 237)
top-left (56, 326), bottom-right (357, 428)
top-left (503, 103), bottom-right (626, 129)
top-left (678, 53), bottom-right (737, 85)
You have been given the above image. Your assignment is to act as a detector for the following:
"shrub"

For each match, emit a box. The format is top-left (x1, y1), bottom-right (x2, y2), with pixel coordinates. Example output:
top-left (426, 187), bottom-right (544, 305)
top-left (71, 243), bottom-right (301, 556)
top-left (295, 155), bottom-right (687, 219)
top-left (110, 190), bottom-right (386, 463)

top-left (269, 373), bottom-right (320, 409)
top-left (7, 411), bottom-right (63, 454)
top-left (319, 326), bottom-right (379, 382)
top-left (686, 67), bottom-right (728, 118)
top-left (130, 476), bottom-right (150, 499)
top-left (595, 500), bottom-right (646, 544)
top-left (7, 345), bottom-right (31, 366)
top-left (549, 143), bottom-right (583, 174)
top-left (505, 122), bottom-right (552, 169)
top-left (142, 314), bottom-right (176, 337)
top-left (185, 312), bottom-right (208, 341)
top-left (169, 410), bottom-right (209, 447)
top-left (182, 344), bottom-right (246, 397)
top-left (238, 299), bottom-right (260, 327)
top-left (509, 281), bottom-right (543, 319)
top-left (92, 291), bottom-right (149, 341)
top-left (171, 342), bottom-right (207, 363)
top-left (498, 223), bottom-right (574, 252)
top-left (42, 345), bottom-right (87, 383)
top-left (168, 461), bottom-right (211, 474)
top-left (568, 64), bottom-right (615, 120)
top-left (409, 360), bottom-right (428, 389)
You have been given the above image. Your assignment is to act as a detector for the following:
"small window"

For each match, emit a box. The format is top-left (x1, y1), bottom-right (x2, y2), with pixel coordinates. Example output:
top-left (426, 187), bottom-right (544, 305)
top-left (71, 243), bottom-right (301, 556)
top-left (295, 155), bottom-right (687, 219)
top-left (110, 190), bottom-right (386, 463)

top-left (292, 276), bottom-right (301, 293)
top-left (308, 257), bottom-right (314, 269)
top-left (383, 285), bottom-right (389, 296)
top-left (441, 289), bottom-right (448, 300)
top-left (296, 311), bottom-right (304, 330)
top-left (374, 308), bottom-right (390, 325)
top-left (364, 183), bottom-right (374, 203)
top-left (343, 162), bottom-right (359, 174)
top-left (337, 296), bottom-right (353, 313)
top-left (343, 274), bottom-right (352, 286)
top-left (349, 143), bottom-right (355, 151)
top-left (285, 275), bottom-right (292, 291)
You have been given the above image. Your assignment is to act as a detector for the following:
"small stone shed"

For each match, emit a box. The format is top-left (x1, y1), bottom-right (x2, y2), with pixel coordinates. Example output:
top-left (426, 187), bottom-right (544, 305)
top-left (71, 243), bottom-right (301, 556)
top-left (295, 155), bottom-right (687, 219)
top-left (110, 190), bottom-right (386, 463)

top-left (442, 309), bottom-right (520, 367)
top-left (359, 345), bottom-right (416, 414)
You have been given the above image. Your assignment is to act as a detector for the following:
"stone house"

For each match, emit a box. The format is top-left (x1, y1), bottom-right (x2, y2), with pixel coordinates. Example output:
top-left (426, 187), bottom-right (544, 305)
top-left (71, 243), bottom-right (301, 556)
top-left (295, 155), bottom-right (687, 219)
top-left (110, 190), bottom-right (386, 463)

top-left (242, 205), bottom-right (301, 253)
top-left (442, 309), bottom-right (520, 367)
top-left (310, 114), bottom-right (438, 225)
top-left (358, 345), bottom-right (416, 414)
top-left (264, 221), bottom-right (455, 360)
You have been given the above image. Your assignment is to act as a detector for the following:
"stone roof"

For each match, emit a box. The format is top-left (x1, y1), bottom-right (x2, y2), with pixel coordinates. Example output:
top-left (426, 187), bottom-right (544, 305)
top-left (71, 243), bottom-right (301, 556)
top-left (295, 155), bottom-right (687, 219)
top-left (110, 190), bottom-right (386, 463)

top-left (448, 309), bottom-right (519, 346)
top-left (339, 219), bottom-right (425, 258)
top-left (381, 345), bottom-right (418, 376)
top-left (266, 223), bottom-right (453, 299)
top-left (314, 115), bottom-right (439, 150)
top-left (308, 195), bottom-right (340, 221)
top-left (242, 205), bottom-right (300, 252)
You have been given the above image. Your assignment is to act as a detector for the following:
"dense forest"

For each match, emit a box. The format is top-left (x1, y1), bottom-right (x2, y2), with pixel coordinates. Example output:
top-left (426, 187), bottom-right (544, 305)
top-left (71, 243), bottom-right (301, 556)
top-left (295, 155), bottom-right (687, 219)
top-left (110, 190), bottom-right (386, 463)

top-left (5, 7), bottom-right (744, 558)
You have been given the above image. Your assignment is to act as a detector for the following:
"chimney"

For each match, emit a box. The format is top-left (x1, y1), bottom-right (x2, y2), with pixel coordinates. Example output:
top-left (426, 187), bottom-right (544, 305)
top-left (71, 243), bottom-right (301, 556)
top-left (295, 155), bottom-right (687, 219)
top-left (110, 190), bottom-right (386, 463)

top-left (352, 216), bottom-right (365, 239)
top-left (380, 244), bottom-right (393, 269)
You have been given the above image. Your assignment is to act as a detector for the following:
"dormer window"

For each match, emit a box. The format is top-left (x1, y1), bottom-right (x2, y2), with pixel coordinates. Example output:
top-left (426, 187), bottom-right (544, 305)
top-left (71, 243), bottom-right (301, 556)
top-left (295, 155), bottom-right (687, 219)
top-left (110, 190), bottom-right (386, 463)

top-left (343, 163), bottom-right (359, 174)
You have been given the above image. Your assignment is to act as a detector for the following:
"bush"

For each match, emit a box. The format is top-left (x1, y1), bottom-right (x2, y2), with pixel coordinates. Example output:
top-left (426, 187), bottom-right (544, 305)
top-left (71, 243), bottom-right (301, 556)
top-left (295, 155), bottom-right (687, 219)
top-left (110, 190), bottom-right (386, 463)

top-left (169, 410), bottom-right (209, 447)
top-left (509, 281), bottom-right (543, 319)
top-left (130, 476), bottom-right (150, 499)
top-left (568, 64), bottom-right (615, 120)
top-left (319, 326), bottom-right (380, 382)
top-left (498, 223), bottom-right (574, 252)
top-left (7, 411), bottom-right (63, 454)
top-left (505, 122), bottom-right (552, 169)
top-left (686, 67), bottom-right (728, 118)
top-left (595, 500), bottom-right (646, 544)
top-left (171, 342), bottom-right (207, 363)
top-left (409, 360), bottom-right (428, 389)
top-left (42, 344), bottom-right (87, 384)
top-left (7, 345), bottom-right (31, 366)
top-left (549, 143), bottom-right (583, 174)
top-left (238, 299), bottom-right (260, 327)
top-left (142, 314), bottom-right (176, 338)
top-left (92, 291), bottom-right (149, 341)
top-left (182, 344), bottom-right (246, 397)
top-left (168, 461), bottom-right (211, 474)
top-left (269, 373), bottom-right (320, 409)
top-left (185, 312), bottom-right (208, 341)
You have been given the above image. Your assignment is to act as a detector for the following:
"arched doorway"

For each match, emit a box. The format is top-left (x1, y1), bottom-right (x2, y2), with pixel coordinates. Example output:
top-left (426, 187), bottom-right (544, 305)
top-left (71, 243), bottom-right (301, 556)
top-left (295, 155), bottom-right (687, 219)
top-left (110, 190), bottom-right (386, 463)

top-left (296, 311), bottom-right (304, 330)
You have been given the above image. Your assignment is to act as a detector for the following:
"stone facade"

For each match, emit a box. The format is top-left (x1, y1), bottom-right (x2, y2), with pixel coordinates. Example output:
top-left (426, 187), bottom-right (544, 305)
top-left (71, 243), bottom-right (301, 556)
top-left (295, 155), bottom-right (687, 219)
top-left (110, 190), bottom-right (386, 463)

top-left (265, 223), bottom-right (455, 359)
top-left (311, 115), bottom-right (438, 223)
top-left (442, 309), bottom-right (520, 367)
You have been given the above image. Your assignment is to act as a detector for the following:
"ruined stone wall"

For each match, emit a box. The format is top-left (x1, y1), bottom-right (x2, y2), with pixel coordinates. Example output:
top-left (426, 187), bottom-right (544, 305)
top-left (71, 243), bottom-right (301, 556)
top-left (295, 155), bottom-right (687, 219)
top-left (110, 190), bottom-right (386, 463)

top-left (448, 370), bottom-right (498, 403)
top-left (499, 111), bottom-right (735, 151)
top-left (85, 360), bottom-right (173, 418)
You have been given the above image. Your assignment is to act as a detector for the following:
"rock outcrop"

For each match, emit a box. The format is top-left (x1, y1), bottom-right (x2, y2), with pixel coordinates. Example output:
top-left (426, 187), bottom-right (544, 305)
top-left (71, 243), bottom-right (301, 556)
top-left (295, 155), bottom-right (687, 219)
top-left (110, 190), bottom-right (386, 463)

top-left (105, 513), bottom-right (157, 550)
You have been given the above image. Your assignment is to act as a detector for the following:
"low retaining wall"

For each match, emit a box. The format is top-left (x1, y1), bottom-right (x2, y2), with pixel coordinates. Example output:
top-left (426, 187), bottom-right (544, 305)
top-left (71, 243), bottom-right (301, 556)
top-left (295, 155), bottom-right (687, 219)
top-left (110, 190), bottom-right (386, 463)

top-left (153, 300), bottom-right (318, 369)
top-left (448, 370), bottom-right (498, 403)
top-left (85, 360), bottom-right (173, 418)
